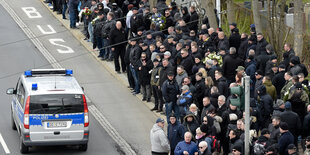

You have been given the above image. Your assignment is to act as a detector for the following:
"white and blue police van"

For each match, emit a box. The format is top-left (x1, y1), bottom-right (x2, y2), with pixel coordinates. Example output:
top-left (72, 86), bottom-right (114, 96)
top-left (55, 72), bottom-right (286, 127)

top-left (6, 69), bottom-right (89, 154)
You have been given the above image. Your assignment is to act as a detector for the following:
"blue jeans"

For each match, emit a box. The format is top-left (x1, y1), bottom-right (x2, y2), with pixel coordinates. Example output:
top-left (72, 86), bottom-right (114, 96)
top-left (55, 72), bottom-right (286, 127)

top-left (165, 102), bottom-right (179, 123)
top-left (88, 22), bottom-right (93, 43)
top-left (69, 9), bottom-right (76, 28)
top-left (96, 36), bottom-right (105, 57)
top-left (62, 3), bottom-right (67, 19)
top-left (130, 65), bottom-right (140, 93)
top-left (103, 39), bottom-right (111, 59)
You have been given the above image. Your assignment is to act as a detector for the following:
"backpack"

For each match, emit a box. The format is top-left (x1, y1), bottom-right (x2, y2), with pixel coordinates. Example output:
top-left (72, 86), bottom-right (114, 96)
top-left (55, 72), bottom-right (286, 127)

top-left (208, 136), bottom-right (221, 153)
top-left (253, 140), bottom-right (266, 155)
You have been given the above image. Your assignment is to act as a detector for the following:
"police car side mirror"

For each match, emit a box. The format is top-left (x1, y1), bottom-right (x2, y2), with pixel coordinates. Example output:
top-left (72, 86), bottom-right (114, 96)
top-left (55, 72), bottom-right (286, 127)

top-left (81, 87), bottom-right (84, 92)
top-left (6, 88), bottom-right (15, 95)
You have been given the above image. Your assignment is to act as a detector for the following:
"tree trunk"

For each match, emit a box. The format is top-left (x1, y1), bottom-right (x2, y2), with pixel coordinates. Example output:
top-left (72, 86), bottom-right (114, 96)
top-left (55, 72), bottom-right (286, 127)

top-left (149, 0), bottom-right (157, 10)
top-left (294, 0), bottom-right (303, 57)
top-left (226, 0), bottom-right (235, 24)
top-left (252, 0), bottom-right (263, 34)
top-left (205, 0), bottom-right (218, 29)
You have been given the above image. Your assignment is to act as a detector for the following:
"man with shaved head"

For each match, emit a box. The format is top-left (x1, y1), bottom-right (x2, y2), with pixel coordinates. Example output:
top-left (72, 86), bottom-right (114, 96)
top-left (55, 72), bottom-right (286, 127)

top-left (109, 21), bottom-right (127, 73)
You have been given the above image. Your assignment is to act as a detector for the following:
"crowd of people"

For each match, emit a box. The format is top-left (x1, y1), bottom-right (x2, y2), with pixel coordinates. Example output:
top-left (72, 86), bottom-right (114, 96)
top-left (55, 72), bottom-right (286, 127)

top-left (45, 0), bottom-right (310, 155)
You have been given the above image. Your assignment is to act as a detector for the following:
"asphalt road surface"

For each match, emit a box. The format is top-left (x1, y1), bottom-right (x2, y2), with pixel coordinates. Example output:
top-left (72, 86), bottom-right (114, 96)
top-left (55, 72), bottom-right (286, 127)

top-left (0, 0), bottom-right (158, 154)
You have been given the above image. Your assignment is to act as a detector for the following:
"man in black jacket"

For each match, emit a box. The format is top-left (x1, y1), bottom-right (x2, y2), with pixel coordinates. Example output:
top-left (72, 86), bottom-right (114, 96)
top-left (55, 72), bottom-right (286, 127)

top-left (188, 6), bottom-right (199, 33)
top-left (180, 48), bottom-right (194, 76)
top-left (93, 12), bottom-right (106, 58)
top-left (257, 85), bottom-right (273, 128)
top-left (256, 33), bottom-right (269, 56)
top-left (215, 70), bottom-right (229, 97)
top-left (162, 72), bottom-right (180, 121)
top-left (229, 23), bottom-right (241, 51)
top-left (129, 37), bottom-right (142, 95)
top-left (272, 64), bottom-right (286, 99)
top-left (222, 47), bottom-right (243, 84)
top-left (109, 21), bottom-right (127, 73)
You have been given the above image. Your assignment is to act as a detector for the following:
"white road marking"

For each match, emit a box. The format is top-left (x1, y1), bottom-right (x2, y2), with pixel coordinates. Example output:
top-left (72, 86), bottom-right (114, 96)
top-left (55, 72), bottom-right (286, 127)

top-left (37, 25), bottom-right (56, 34)
top-left (21, 7), bottom-right (42, 18)
top-left (49, 39), bottom-right (75, 53)
top-left (0, 133), bottom-right (10, 154)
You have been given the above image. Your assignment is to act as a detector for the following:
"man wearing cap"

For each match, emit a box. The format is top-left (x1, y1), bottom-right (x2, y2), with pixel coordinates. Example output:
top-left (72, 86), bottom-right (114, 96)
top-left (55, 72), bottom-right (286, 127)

top-left (254, 70), bottom-right (264, 99)
top-left (130, 7), bottom-right (143, 36)
top-left (229, 22), bottom-right (241, 51)
top-left (174, 132), bottom-right (198, 155)
top-left (150, 118), bottom-right (170, 155)
top-left (168, 114), bottom-right (185, 155)
top-left (177, 85), bottom-right (192, 122)
top-left (287, 144), bottom-right (297, 155)
top-left (129, 37), bottom-right (142, 95)
top-left (278, 122), bottom-right (294, 155)
top-left (231, 145), bottom-right (242, 155)
top-left (272, 64), bottom-right (286, 99)
top-left (111, 2), bottom-right (123, 19)
top-left (254, 128), bottom-right (272, 153)
top-left (280, 101), bottom-right (302, 149)
top-left (162, 71), bottom-right (180, 121)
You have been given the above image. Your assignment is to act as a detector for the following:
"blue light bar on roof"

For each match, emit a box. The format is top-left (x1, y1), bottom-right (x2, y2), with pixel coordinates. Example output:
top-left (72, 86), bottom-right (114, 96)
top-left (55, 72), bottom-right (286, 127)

top-left (66, 69), bottom-right (73, 75)
top-left (32, 83), bottom-right (38, 90)
top-left (24, 70), bottom-right (32, 76)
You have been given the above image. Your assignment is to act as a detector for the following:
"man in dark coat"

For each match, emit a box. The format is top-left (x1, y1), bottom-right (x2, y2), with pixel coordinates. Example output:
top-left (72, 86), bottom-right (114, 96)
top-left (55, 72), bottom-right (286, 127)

top-left (228, 23), bottom-right (241, 51)
top-left (282, 43), bottom-right (295, 69)
top-left (254, 70), bottom-right (264, 99)
top-left (93, 12), bottom-right (106, 58)
top-left (110, 21), bottom-right (127, 73)
top-left (272, 64), bottom-right (286, 99)
top-left (180, 48), bottom-right (194, 76)
top-left (68, 0), bottom-right (79, 28)
top-left (280, 102), bottom-right (302, 148)
top-left (303, 105), bottom-right (310, 138)
top-left (188, 6), bottom-right (199, 33)
top-left (238, 33), bottom-right (248, 60)
top-left (217, 31), bottom-right (230, 52)
top-left (215, 70), bottom-right (229, 97)
top-left (222, 47), bottom-right (243, 84)
top-left (257, 85), bottom-right (274, 128)
top-left (130, 7), bottom-right (143, 36)
top-left (162, 72), bottom-right (180, 121)
top-left (129, 38), bottom-right (142, 94)
top-left (136, 52), bottom-right (153, 101)
top-left (278, 122), bottom-right (294, 155)
top-left (168, 114), bottom-right (185, 155)
top-left (163, 9), bottom-right (175, 35)
top-left (256, 33), bottom-right (269, 56)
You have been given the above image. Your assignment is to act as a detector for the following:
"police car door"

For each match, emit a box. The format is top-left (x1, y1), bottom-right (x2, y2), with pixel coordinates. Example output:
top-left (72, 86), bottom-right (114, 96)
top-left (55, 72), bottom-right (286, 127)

top-left (13, 79), bottom-right (26, 132)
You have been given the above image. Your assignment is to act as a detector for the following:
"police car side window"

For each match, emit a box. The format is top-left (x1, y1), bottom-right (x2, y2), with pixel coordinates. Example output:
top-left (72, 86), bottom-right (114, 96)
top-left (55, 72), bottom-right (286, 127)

top-left (17, 83), bottom-right (25, 106)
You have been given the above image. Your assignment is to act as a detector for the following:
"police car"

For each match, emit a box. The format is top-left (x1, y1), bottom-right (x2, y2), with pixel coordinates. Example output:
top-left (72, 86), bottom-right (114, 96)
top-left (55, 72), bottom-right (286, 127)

top-left (6, 69), bottom-right (89, 154)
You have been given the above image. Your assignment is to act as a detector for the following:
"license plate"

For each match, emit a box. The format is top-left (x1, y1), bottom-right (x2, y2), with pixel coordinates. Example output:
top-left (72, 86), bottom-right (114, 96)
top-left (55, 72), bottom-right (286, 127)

top-left (47, 121), bottom-right (67, 128)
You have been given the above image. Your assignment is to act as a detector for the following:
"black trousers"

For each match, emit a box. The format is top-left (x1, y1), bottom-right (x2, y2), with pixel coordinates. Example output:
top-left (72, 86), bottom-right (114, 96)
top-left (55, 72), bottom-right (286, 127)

top-left (113, 47), bottom-right (126, 72)
top-left (152, 85), bottom-right (164, 109)
top-left (127, 64), bottom-right (135, 89)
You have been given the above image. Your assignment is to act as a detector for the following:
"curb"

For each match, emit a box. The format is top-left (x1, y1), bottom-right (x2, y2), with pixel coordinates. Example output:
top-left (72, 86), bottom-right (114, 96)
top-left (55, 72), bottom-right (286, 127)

top-left (38, 0), bottom-right (166, 120)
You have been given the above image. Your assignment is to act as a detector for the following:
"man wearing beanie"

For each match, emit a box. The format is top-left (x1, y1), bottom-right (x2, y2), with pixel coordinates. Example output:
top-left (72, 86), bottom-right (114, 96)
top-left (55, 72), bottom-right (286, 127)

top-left (278, 122), bottom-right (294, 155)
top-left (167, 113), bottom-right (185, 155)
top-left (280, 101), bottom-right (302, 149)
top-left (150, 118), bottom-right (170, 155)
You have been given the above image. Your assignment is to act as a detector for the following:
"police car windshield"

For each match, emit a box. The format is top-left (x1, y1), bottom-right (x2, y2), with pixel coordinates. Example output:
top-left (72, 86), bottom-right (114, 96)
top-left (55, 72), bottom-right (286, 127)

top-left (29, 94), bottom-right (84, 114)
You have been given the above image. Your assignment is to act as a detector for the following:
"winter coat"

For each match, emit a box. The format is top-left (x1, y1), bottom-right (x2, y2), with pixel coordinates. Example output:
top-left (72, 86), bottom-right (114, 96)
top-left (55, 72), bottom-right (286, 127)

top-left (217, 37), bottom-right (230, 52)
top-left (129, 44), bottom-right (142, 67)
top-left (201, 103), bottom-right (216, 122)
top-left (182, 7), bottom-right (190, 23)
top-left (245, 60), bottom-right (256, 83)
top-left (216, 77), bottom-right (229, 97)
top-left (109, 27), bottom-right (127, 49)
top-left (159, 64), bottom-right (174, 87)
top-left (174, 140), bottom-right (198, 155)
top-left (256, 38), bottom-right (268, 56)
top-left (93, 17), bottom-right (106, 37)
top-left (162, 79), bottom-right (179, 103)
top-left (255, 53), bottom-right (270, 75)
top-left (102, 19), bottom-right (116, 38)
top-left (151, 65), bottom-right (163, 86)
top-left (150, 124), bottom-right (170, 153)
top-left (280, 110), bottom-right (302, 137)
top-left (183, 112), bottom-right (200, 136)
top-left (130, 13), bottom-right (143, 35)
top-left (168, 121), bottom-right (185, 151)
top-left (254, 77), bottom-right (263, 99)
top-left (229, 28), bottom-right (241, 51)
top-left (229, 138), bottom-right (243, 153)
top-left (164, 15), bottom-right (175, 34)
top-left (304, 112), bottom-right (310, 137)
top-left (222, 53), bottom-right (243, 81)
top-left (272, 71), bottom-right (286, 99)
top-left (263, 80), bottom-right (277, 101)
top-left (288, 89), bottom-right (309, 119)
top-left (189, 11), bottom-right (199, 32)
top-left (282, 49), bottom-right (295, 68)
top-left (177, 91), bottom-right (193, 117)
top-left (194, 79), bottom-right (206, 105)
top-left (238, 37), bottom-right (248, 60)
top-left (180, 55), bottom-right (195, 76)
top-left (135, 59), bottom-right (153, 86)
top-left (268, 124), bottom-right (281, 144)
top-left (278, 131), bottom-right (294, 155)
top-left (68, 0), bottom-right (79, 11)
top-left (281, 79), bottom-right (293, 99)
top-left (257, 86), bottom-right (274, 120)
top-left (176, 71), bottom-right (188, 88)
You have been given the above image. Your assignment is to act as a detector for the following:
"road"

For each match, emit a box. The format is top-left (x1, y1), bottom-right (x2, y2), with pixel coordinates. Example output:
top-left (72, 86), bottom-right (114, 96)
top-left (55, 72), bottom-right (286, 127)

top-left (0, 0), bottom-right (158, 154)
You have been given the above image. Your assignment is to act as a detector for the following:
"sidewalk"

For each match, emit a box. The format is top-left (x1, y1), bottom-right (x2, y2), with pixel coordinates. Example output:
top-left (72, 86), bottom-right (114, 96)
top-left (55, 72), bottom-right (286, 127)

top-left (39, 0), bottom-right (165, 120)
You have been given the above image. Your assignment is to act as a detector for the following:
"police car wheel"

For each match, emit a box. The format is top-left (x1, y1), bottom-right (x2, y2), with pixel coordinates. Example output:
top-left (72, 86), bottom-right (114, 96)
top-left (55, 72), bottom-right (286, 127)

top-left (79, 144), bottom-right (88, 151)
top-left (11, 111), bottom-right (17, 130)
top-left (19, 135), bottom-right (29, 154)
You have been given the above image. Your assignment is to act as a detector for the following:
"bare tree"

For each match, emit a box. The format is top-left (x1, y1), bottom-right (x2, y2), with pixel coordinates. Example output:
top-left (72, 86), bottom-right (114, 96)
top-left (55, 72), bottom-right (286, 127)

top-left (205, 0), bottom-right (218, 29)
top-left (226, 0), bottom-right (235, 24)
top-left (252, 0), bottom-right (263, 34)
top-left (294, 0), bottom-right (303, 57)
top-left (149, 0), bottom-right (157, 9)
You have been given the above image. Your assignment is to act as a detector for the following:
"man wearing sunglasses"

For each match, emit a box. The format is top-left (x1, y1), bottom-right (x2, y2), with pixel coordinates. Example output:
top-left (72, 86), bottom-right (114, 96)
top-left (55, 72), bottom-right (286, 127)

top-left (198, 141), bottom-right (211, 155)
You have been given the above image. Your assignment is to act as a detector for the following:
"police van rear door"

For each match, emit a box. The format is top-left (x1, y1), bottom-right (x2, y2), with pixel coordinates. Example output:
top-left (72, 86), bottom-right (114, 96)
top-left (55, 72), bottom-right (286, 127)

top-left (28, 94), bottom-right (85, 142)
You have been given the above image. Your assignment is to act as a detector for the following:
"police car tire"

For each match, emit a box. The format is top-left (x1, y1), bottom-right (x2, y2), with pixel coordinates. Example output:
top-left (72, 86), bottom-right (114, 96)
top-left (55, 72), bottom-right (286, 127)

top-left (20, 135), bottom-right (29, 154)
top-left (11, 112), bottom-right (17, 130)
top-left (79, 144), bottom-right (88, 151)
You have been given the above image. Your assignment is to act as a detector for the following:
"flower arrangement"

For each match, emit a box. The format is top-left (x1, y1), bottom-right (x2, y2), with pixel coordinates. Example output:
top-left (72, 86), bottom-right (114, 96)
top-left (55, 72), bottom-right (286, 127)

top-left (91, 16), bottom-right (99, 25)
top-left (82, 7), bottom-right (92, 16)
top-left (150, 13), bottom-right (166, 30)
top-left (203, 52), bottom-right (223, 66)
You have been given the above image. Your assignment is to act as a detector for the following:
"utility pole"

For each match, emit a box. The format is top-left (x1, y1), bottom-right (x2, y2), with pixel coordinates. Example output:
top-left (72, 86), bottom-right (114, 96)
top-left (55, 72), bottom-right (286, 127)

top-left (244, 76), bottom-right (250, 155)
